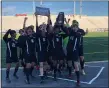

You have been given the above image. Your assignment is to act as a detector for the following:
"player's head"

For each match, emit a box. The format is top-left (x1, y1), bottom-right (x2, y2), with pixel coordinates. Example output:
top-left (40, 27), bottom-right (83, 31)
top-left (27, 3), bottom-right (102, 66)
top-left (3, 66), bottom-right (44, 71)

top-left (19, 29), bottom-right (24, 35)
top-left (27, 26), bottom-right (33, 35)
top-left (71, 20), bottom-right (79, 31)
top-left (10, 30), bottom-right (16, 38)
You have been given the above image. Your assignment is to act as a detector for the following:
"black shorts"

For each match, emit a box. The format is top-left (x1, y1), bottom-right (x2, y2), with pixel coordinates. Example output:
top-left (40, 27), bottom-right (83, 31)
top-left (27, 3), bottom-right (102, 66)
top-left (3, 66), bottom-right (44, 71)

top-left (67, 50), bottom-right (79, 61)
top-left (48, 49), bottom-right (53, 57)
top-left (38, 51), bottom-right (48, 62)
top-left (52, 49), bottom-right (65, 60)
top-left (24, 53), bottom-right (37, 63)
top-left (6, 57), bottom-right (18, 63)
top-left (79, 46), bottom-right (84, 56)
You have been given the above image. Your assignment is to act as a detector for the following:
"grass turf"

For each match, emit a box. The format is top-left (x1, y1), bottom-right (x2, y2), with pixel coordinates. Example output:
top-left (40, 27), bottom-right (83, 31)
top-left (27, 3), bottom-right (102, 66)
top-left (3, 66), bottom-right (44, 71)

top-left (1, 32), bottom-right (108, 68)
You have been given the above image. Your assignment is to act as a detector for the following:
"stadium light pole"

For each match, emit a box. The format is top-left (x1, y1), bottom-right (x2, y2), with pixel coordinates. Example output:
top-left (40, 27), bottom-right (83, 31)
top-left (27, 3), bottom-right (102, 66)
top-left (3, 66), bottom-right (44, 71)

top-left (33, 0), bottom-right (35, 15)
top-left (80, 0), bottom-right (82, 18)
top-left (74, 0), bottom-right (76, 15)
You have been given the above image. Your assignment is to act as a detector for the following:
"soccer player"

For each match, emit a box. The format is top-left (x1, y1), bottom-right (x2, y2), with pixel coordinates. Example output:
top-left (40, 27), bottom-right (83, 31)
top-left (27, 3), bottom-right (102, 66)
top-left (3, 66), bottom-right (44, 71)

top-left (52, 25), bottom-right (65, 80)
top-left (35, 14), bottom-right (49, 83)
top-left (18, 29), bottom-right (26, 74)
top-left (24, 26), bottom-right (37, 84)
top-left (75, 21), bottom-right (86, 75)
top-left (3, 29), bottom-right (19, 83)
top-left (62, 21), bottom-right (81, 86)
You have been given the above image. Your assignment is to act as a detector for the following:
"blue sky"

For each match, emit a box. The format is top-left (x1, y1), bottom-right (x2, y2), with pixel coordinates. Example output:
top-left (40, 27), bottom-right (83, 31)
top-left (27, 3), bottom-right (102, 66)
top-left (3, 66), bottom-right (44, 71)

top-left (2, 1), bottom-right (108, 16)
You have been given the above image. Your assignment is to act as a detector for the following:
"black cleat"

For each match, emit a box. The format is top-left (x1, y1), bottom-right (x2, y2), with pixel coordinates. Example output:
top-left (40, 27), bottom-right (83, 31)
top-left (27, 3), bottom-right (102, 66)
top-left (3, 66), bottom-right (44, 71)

top-left (76, 80), bottom-right (80, 87)
top-left (25, 79), bottom-right (30, 84)
top-left (6, 78), bottom-right (11, 83)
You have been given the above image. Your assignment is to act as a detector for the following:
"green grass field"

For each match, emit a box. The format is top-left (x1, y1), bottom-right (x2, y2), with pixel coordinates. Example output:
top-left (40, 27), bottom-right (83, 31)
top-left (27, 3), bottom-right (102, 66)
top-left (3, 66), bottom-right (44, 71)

top-left (1, 32), bottom-right (108, 68)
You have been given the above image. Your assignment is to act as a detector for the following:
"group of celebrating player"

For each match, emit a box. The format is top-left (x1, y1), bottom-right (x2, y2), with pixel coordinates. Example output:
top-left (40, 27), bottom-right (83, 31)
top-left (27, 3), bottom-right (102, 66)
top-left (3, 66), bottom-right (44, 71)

top-left (3, 13), bottom-right (86, 86)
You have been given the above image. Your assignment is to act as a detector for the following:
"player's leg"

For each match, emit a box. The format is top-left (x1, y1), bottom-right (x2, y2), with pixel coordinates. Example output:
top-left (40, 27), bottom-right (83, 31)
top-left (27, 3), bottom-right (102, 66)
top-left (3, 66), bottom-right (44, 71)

top-left (79, 46), bottom-right (85, 75)
top-left (52, 59), bottom-right (58, 81)
top-left (67, 60), bottom-right (72, 78)
top-left (39, 62), bottom-right (44, 83)
top-left (58, 60), bottom-right (63, 76)
top-left (30, 62), bottom-right (35, 78)
top-left (13, 61), bottom-right (19, 79)
top-left (43, 61), bottom-right (48, 79)
top-left (6, 63), bottom-right (11, 83)
top-left (74, 61), bottom-right (80, 86)
top-left (80, 56), bottom-right (85, 75)
top-left (25, 63), bottom-right (31, 84)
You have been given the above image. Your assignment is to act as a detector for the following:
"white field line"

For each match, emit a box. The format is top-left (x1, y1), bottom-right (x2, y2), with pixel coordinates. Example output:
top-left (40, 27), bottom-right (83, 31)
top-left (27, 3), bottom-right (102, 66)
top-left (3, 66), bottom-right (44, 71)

top-left (47, 76), bottom-right (89, 84)
top-left (88, 67), bottom-right (105, 84)
top-left (84, 52), bottom-right (108, 55)
top-left (85, 65), bottom-right (103, 68)
top-left (85, 60), bottom-right (108, 63)
top-left (84, 41), bottom-right (108, 47)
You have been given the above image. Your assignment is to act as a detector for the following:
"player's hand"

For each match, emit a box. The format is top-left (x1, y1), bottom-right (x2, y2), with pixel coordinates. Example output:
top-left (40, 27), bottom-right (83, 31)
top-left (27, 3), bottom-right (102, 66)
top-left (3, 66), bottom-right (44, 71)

top-left (24, 17), bottom-right (28, 20)
top-left (64, 18), bottom-right (67, 22)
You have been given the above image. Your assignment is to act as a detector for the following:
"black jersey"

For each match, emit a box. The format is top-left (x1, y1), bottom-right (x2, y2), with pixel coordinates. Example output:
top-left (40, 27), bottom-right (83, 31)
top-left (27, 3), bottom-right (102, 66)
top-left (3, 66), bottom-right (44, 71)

top-left (3, 37), bottom-right (18, 59)
top-left (37, 35), bottom-right (48, 52)
top-left (77, 29), bottom-right (85, 46)
top-left (47, 33), bottom-right (53, 50)
top-left (25, 35), bottom-right (36, 55)
top-left (18, 35), bottom-right (26, 60)
top-left (52, 33), bottom-right (63, 50)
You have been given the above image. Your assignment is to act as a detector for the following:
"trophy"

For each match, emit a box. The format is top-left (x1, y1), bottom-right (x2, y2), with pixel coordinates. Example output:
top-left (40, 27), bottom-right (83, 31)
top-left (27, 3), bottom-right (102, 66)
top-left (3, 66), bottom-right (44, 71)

top-left (56, 12), bottom-right (64, 26)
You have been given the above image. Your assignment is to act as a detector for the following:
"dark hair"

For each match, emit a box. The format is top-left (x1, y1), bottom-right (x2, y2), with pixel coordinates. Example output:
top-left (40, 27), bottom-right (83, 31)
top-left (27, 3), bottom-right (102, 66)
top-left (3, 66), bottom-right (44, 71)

top-left (10, 30), bottom-right (16, 35)
top-left (19, 29), bottom-right (24, 33)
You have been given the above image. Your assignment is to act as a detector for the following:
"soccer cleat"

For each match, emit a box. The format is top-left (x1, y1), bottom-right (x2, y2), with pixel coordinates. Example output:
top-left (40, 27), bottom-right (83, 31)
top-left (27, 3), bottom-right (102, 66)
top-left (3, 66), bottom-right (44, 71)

top-left (25, 79), bottom-right (30, 84)
top-left (81, 70), bottom-right (86, 75)
top-left (13, 74), bottom-right (19, 79)
top-left (68, 75), bottom-right (72, 79)
top-left (6, 78), bottom-right (11, 83)
top-left (76, 80), bottom-right (80, 86)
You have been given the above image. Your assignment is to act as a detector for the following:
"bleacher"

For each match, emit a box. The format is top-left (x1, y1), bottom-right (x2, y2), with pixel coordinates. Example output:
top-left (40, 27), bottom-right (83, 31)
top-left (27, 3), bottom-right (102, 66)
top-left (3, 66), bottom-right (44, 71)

top-left (1, 15), bottom-right (108, 32)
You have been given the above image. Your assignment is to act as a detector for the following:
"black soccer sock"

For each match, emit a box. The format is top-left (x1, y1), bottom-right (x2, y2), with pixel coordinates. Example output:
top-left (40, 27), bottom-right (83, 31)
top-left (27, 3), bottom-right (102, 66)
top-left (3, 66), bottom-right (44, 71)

top-left (72, 61), bottom-right (75, 69)
top-left (44, 71), bottom-right (47, 76)
top-left (41, 76), bottom-right (44, 80)
top-left (54, 66), bottom-right (57, 78)
top-left (25, 68), bottom-right (30, 82)
top-left (13, 67), bottom-right (19, 75)
top-left (68, 67), bottom-right (72, 76)
top-left (30, 66), bottom-right (34, 76)
top-left (58, 64), bottom-right (62, 73)
top-left (80, 59), bottom-right (85, 70)
top-left (6, 69), bottom-right (10, 78)
top-left (75, 71), bottom-right (80, 80)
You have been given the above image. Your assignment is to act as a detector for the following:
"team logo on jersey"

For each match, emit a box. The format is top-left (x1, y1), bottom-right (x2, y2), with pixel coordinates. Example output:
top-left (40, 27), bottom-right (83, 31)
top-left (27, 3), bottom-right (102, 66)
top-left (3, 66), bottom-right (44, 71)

top-left (31, 39), bottom-right (34, 43)
top-left (56, 38), bottom-right (59, 42)
top-left (43, 38), bottom-right (45, 41)
top-left (12, 43), bottom-right (15, 47)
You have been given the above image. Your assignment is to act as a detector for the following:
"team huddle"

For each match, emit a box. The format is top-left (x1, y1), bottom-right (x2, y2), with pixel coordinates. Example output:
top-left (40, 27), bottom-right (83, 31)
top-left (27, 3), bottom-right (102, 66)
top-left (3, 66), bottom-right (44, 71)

top-left (3, 13), bottom-right (86, 86)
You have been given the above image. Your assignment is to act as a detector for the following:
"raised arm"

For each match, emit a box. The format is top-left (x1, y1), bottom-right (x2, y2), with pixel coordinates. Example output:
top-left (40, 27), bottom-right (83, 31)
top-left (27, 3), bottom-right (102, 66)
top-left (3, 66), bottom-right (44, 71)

top-left (3, 29), bottom-right (11, 43)
top-left (23, 17), bottom-right (28, 29)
